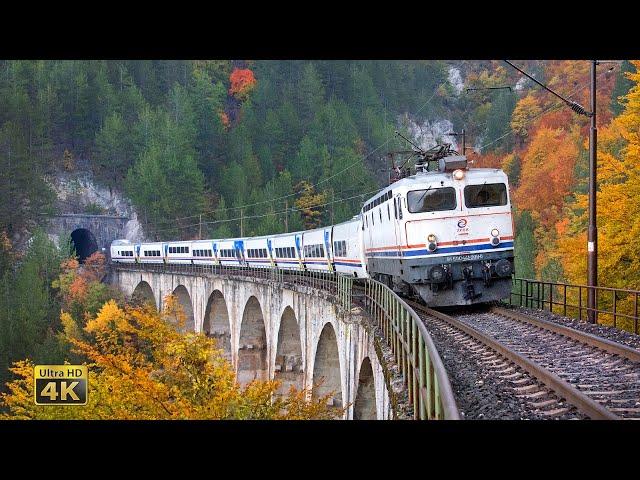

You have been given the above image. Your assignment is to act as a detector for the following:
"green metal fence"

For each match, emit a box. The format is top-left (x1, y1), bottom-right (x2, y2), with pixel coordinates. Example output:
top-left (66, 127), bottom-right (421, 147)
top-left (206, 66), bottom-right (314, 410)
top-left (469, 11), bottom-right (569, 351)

top-left (361, 278), bottom-right (460, 420)
top-left (510, 277), bottom-right (640, 334)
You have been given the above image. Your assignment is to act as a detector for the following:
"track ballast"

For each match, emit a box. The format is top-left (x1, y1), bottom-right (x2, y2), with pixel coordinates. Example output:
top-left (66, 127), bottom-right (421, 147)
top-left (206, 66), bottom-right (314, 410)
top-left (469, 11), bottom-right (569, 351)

top-left (408, 300), bottom-right (640, 420)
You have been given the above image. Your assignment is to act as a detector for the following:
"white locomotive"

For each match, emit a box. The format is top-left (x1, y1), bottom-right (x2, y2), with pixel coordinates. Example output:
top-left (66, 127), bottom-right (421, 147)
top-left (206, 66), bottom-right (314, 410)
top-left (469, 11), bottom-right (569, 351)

top-left (111, 149), bottom-right (515, 307)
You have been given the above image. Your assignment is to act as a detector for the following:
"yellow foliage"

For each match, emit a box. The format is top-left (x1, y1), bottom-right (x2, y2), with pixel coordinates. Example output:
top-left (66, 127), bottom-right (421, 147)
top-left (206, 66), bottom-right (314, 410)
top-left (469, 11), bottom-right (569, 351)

top-left (1, 299), bottom-right (340, 420)
top-left (553, 61), bottom-right (640, 329)
top-left (294, 181), bottom-right (327, 230)
top-left (511, 94), bottom-right (542, 139)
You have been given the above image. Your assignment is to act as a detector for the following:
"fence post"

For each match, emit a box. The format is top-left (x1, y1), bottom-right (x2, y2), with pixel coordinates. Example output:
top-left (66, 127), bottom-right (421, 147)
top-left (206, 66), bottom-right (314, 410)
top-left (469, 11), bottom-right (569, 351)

top-left (635, 293), bottom-right (638, 335)
top-left (613, 290), bottom-right (617, 328)
top-left (418, 335), bottom-right (426, 420)
top-left (412, 317), bottom-right (419, 419)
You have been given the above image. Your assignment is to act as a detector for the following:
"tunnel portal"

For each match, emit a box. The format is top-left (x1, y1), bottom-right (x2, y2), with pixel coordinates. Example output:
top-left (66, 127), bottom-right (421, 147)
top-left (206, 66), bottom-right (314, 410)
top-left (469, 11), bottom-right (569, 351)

top-left (70, 228), bottom-right (99, 263)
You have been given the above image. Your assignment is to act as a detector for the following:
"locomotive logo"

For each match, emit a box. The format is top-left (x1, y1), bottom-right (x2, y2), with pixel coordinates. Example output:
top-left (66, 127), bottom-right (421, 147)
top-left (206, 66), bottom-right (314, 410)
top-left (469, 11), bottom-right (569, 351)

top-left (456, 218), bottom-right (469, 236)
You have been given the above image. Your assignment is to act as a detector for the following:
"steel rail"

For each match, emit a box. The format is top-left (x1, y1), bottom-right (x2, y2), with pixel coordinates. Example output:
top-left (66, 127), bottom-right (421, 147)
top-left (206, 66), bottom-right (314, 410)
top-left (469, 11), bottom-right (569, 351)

top-left (407, 301), bottom-right (619, 420)
top-left (492, 307), bottom-right (640, 363)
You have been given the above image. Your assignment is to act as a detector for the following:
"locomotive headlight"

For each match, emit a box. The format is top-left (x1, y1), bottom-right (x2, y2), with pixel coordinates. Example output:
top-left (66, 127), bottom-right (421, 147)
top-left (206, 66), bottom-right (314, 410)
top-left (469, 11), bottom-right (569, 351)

top-left (427, 234), bottom-right (437, 252)
top-left (490, 228), bottom-right (500, 246)
top-left (453, 169), bottom-right (465, 180)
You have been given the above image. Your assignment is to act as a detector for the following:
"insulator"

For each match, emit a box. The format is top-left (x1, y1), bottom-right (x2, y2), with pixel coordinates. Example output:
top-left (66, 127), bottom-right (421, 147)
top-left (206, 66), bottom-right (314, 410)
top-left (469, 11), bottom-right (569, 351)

top-left (569, 101), bottom-right (593, 117)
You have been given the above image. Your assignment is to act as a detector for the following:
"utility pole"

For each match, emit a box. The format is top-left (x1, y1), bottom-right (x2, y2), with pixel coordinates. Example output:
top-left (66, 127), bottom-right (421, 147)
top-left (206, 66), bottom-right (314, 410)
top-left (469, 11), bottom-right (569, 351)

top-left (284, 200), bottom-right (289, 233)
top-left (240, 208), bottom-right (244, 237)
top-left (587, 60), bottom-right (598, 324)
top-left (331, 189), bottom-right (335, 225)
top-left (198, 214), bottom-right (202, 240)
top-left (446, 129), bottom-right (466, 155)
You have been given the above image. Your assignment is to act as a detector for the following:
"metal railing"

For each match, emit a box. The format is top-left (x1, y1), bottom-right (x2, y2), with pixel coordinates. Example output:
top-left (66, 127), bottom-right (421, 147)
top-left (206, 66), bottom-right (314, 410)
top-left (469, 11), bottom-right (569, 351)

top-left (114, 262), bottom-right (347, 300)
top-left (360, 278), bottom-right (460, 420)
top-left (113, 262), bottom-right (460, 420)
top-left (510, 277), bottom-right (640, 334)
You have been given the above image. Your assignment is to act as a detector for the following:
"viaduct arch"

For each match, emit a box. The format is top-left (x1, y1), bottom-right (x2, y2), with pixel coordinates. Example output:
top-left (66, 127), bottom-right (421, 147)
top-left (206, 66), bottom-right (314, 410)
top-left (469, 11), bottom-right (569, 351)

top-left (113, 269), bottom-right (393, 420)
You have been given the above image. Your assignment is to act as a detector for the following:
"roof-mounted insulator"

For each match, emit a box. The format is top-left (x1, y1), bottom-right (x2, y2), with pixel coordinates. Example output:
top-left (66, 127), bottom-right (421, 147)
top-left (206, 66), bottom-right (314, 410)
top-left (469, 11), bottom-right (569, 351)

top-left (439, 155), bottom-right (468, 172)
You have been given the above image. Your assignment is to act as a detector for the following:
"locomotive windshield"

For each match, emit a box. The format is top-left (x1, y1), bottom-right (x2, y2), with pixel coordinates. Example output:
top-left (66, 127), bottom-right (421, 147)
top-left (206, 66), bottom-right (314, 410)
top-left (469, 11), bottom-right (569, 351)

top-left (464, 183), bottom-right (508, 208)
top-left (407, 187), bottom-right (457, 213)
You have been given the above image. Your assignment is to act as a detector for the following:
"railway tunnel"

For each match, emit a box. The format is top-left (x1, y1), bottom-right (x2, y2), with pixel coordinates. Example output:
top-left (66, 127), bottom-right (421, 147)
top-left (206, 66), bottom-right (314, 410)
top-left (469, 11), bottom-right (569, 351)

top-left (70, 228), bottom-right (99, 263)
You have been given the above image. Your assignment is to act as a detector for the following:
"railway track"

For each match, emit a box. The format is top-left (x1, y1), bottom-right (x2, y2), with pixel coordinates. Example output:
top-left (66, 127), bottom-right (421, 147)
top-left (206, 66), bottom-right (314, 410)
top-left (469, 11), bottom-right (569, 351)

top-left (407, 300), bottom-right (640, 420)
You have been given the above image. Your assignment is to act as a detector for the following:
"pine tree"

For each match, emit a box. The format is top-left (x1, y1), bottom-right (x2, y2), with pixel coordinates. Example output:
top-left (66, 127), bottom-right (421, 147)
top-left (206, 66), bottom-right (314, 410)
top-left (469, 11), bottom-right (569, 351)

top-left (294, 181), bottom-right (327, 230)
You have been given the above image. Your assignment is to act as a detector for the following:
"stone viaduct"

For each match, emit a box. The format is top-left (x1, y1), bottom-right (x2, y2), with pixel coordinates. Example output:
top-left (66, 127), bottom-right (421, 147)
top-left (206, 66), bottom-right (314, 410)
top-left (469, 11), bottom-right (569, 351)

top-left (111, 267), bottom-right (394, 420)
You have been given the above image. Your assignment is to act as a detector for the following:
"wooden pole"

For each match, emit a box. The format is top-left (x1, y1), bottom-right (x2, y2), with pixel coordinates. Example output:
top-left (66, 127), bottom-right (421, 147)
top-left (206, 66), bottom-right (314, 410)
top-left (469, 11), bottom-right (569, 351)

top-left (285, 200), bottom-right (289, 233)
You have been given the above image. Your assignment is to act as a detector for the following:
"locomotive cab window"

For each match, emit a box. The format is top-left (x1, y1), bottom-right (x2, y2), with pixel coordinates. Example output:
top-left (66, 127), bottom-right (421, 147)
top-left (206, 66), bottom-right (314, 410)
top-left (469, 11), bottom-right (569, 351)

top-left (464, 183), bottom-right (507, 208)
top-left (407, 187), bottom-right (457, 213)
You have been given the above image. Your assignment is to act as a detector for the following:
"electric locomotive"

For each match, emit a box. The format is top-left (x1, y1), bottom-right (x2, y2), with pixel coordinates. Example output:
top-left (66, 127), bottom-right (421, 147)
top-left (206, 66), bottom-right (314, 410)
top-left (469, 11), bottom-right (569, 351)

top-left (362, 145), bottom-right (514, 306)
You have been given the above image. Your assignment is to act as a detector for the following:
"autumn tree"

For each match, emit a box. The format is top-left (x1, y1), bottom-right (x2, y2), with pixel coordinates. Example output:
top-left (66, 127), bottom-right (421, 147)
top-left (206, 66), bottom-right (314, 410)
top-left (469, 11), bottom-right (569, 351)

top-left (514, 127), bottom-right (578, 229)
top-left (510, 94), bottom-right (542, 143)
top-left (1, 296), bottom-right (340, 420)
top-left (294, 181), bottom-right (327, 230)
top-left (229, 68), bottom-right (257, 101)
top-left (558, 62), bottom-right (640, 291)
top-left (52, 251), bottom-right (120, 324)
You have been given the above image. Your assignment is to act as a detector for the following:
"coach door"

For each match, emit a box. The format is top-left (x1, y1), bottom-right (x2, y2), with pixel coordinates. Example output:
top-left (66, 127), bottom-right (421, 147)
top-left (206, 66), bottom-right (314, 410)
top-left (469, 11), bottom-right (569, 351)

top-left (394, 194), bottom-right (404, 258)
top-left (324, 230), bottom-right (334, 272)
top-left (234, 240), bottom-right (246, 266)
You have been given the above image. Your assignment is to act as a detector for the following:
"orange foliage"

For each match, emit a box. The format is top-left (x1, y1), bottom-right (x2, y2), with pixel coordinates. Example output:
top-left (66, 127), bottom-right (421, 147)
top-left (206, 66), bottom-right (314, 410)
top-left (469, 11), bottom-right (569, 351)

top-left (471, 151), bottom-right (502, 169)
top-left (53, 252), bottom-right (109, 313)
top-left (218, 110), bottom-right (230, 128)
top-left (83, 251), bottom-right (106, 283)
top-left (514, 127), bottom-right (578, 228)
top-left (534, 108), bottom-right (574, 133)
top-left (229, 68), bottom-right (257, 100)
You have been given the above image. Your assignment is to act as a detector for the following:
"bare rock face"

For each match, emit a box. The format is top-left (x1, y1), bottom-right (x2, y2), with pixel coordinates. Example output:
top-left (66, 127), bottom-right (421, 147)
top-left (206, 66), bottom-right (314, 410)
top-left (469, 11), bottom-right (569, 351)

top-left (45, 170), bottom-right (146, 243)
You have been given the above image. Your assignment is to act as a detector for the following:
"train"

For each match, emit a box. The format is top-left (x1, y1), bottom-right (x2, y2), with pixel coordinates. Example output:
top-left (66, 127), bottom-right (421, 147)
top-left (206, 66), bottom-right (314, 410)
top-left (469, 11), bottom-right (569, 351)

top-left (111, 150), bottom-right (515, 307)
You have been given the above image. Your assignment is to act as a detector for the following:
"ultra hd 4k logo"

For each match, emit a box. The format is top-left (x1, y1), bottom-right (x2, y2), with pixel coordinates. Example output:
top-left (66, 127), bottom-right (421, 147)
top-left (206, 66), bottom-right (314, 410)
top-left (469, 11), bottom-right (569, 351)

top-left (34, 365), bottom-right (88, 406)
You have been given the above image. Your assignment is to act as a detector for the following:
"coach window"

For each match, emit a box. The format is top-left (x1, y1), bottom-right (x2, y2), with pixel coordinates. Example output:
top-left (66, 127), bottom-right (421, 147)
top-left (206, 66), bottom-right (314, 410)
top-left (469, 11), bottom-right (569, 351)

top-left (464, 183), bottom-right (508, 208)
top-left (407, 187), bottom-right (457, 213)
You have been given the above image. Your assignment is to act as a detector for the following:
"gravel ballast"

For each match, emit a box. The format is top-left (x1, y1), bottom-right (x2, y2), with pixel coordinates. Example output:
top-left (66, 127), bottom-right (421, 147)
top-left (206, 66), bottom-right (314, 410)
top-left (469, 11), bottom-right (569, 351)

top-left (502, 304), bottom-right (640, 351)
top-left (424, 315), bottom-right (584, 420)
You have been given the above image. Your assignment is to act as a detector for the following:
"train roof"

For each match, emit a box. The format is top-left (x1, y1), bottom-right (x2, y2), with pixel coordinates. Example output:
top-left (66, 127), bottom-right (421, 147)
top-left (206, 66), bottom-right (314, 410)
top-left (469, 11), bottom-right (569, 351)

top-left (393, 168), bottom-right (506, 188)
